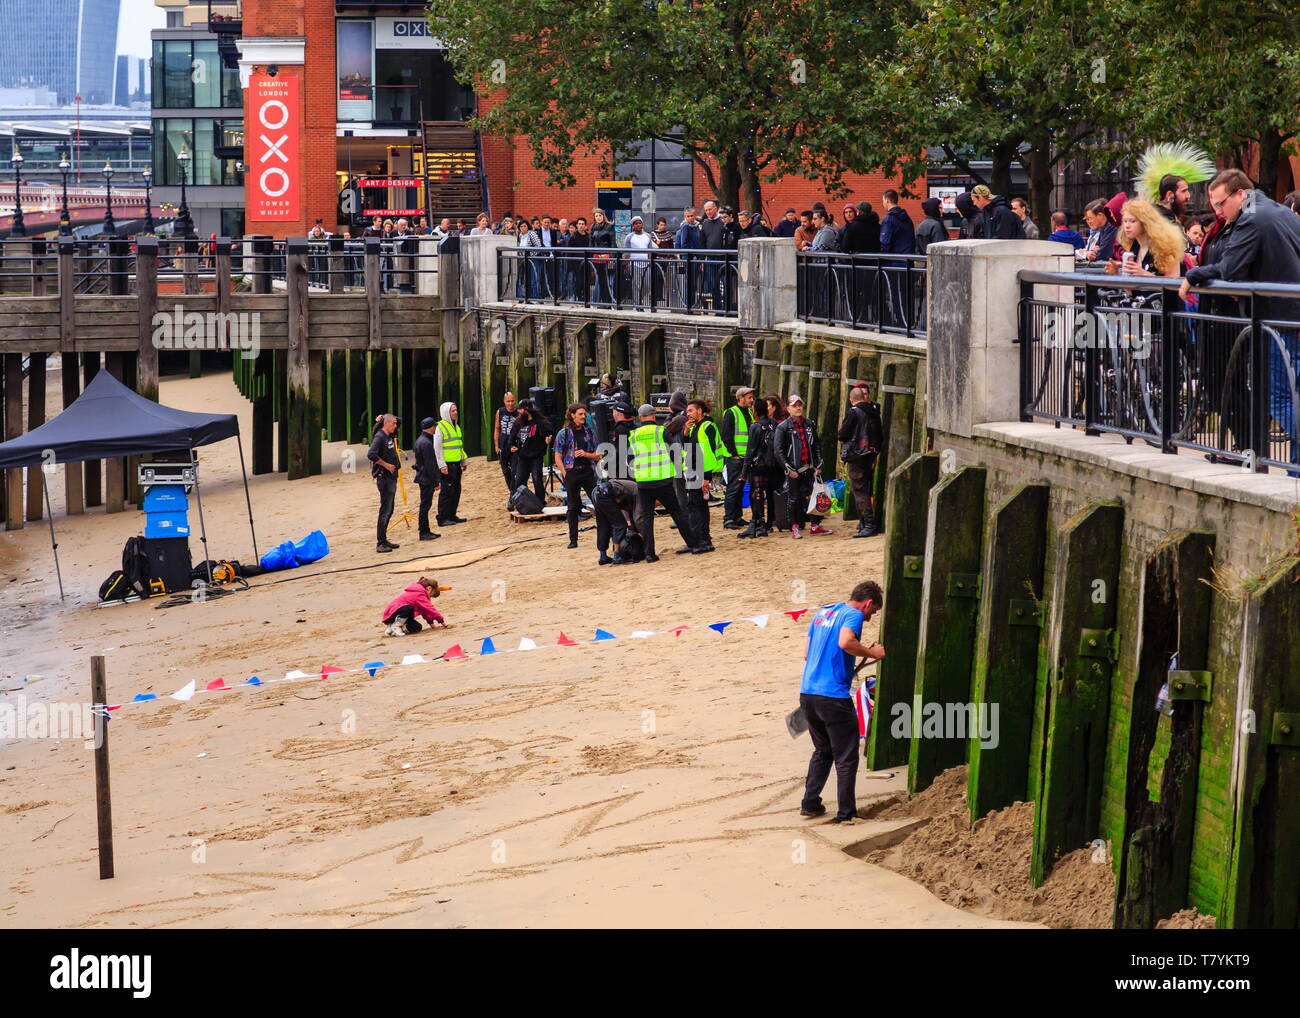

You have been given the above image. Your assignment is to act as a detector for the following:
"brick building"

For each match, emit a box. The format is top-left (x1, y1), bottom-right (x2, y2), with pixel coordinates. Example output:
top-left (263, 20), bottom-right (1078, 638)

top-left (221, 0), bottom-right (921, 239)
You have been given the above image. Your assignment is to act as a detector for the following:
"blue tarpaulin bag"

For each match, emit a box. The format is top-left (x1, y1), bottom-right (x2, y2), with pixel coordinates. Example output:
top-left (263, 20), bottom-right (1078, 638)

top-left (260, 540), bottom-right (299, 572)
top-left (293, 530), bottom-right (330, 564)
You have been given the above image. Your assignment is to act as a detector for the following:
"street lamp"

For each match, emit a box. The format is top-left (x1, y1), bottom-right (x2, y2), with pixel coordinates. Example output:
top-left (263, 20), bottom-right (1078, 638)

top-left (101, 159), bottom-right (116, 237)
top-left (58, 153), bottom-right (71, 236)
top-left (10, 146), bottom-right (26, 237)
top-left (141, 165), bottom-right (155, 234)
top-left (176, 145), bottom-right (195, 239)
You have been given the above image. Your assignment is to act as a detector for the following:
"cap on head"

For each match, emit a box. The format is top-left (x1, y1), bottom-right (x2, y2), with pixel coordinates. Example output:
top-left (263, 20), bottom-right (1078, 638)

top-left (787, 393), bottom-right (804, 406)
top-left (735, 386), bottom-right (755, 398)
top-left (638, 403), bottom-right (656, 418)
top-left (420, 417), bottom-right (436, 430)
top-left (971, 184), bottom-right (993, 199)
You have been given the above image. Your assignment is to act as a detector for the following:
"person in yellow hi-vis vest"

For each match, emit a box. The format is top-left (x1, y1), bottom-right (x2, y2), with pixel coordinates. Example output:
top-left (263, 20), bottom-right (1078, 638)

top-left (433, 401), bottom-right (469, 527)
top-left (629, 404), bottom-right (699, 562)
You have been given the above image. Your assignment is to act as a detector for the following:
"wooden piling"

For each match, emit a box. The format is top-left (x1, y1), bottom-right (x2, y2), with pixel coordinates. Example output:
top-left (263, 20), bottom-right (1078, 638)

top-left (638, 327), bottom-right (667, 404)
top-left (285, 239), bottom-right (321, 480)
top-left (91, 655), bottom-right (114, 880)
top-left (2, 353), bottom-right (21, 530)
top-left (485, 317), bottom-right (509, 461)
top-left (875, 359), bottom-right (918, 532)
top-left (24, 353), bottom-right (45, 522)
top-left (346, 350), bottom-right (368, 445)
top-left (511, 315), bottom-right (537, 401)
top-left (909, 465), bottom-right (987, 794)
top-left (103, 353), bottom-right (127, 512)
top-left (1031, 501), bottom-right (1125, 886)
top-left (571, 322), bottom-right (598, 406)
top-left (715, 333), bottom-right (744, 414)
top-left (967, 483), bottom-right (1050, 821)
top-left (866, 452), bottom-right (940, 771)
top-left (458, 312), bottom-right (484, 459)
top-left (82, 353), bottom-right (102, 507)
top-left (60, 354), bottom-right (83, 515)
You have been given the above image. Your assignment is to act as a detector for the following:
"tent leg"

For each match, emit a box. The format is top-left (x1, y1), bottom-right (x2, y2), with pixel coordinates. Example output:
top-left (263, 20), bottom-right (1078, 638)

top-left (192, 453), bottom-right (214, 589)
top-left (236, 431), bottom-right (259, 561)
top-left (43, 472), bottom-right (64, 602)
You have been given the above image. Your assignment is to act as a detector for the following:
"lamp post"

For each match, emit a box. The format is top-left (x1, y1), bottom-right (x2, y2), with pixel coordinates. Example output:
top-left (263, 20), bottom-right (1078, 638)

top-left (58, 153), bottom-right (71, 236)
top-left (176, 145), bottom-right (195, 239)
top-left (101, 159), bottom-right (116, 237)
top-left (10, 146), bottom-right (26, 237)
top-left (141, 165), bottom-right (155, 234)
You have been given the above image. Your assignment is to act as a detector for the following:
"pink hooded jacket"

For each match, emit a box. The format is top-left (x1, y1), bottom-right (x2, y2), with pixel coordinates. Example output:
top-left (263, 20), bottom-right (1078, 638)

top-left (382, 582), bottom-right (445, 624)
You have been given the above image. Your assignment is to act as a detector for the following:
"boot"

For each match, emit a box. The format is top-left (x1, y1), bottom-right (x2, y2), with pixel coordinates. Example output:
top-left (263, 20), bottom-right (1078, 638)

top-left (736, 523), bottom-right (757, 538)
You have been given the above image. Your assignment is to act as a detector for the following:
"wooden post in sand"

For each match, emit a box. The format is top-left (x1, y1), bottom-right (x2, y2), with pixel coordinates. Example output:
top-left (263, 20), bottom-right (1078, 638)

top-left (285, 237), bottom-right (322, 480)
top-left (91, 655), bottom-right (114, 880)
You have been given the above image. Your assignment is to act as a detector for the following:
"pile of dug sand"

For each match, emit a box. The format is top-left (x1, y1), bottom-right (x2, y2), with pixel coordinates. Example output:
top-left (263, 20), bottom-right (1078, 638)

top-left (1156, 909), bottom-right (1216, 929)
top-left (865, 765), bottom-right (1115, 929)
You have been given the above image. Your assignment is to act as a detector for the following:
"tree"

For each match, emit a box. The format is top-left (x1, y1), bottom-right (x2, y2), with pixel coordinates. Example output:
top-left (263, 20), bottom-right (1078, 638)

top-left (428, 0), bottom-right (914, 212)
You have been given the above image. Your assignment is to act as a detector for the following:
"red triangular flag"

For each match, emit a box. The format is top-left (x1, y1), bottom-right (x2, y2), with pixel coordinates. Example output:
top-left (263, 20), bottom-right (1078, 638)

top-left (106, 704), bottom-right (122, 712)
top-left (443, 644), bottom-right (468, 660)
top-left (671, 625), bottom-right (691, 637)
top-left (785, 609), bottom-right (809, 622)
top-left (320, 665), bottom-right (345, 679)
top-left (556, 632), bottom-right (579, 646)
top-left (206, 677), bottom-right (231, 691)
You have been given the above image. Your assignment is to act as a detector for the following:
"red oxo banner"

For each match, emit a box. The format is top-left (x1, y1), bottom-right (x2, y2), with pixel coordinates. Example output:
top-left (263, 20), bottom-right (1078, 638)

top-left (248, 74), bottom-right (300, 221)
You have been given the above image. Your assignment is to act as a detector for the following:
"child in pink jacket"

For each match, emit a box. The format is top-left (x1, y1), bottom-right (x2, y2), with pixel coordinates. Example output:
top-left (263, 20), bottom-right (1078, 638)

top-left (382, 576), bottom-right (447, 636)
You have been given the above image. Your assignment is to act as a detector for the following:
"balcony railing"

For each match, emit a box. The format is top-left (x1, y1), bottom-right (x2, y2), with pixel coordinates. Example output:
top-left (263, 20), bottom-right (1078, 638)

top-left (1018, 270), bottom-right (1300, 475)
top-left (796, 251), bottom-right (927, 338)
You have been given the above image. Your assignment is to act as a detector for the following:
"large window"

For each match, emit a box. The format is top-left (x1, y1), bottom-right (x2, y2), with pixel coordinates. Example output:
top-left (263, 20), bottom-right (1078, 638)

top-left (152, 39), bottom-right (241, 109)
top-left (614, 136), bottom-right (693, 230)
top-left (152, 118), bottom-right (244, 186)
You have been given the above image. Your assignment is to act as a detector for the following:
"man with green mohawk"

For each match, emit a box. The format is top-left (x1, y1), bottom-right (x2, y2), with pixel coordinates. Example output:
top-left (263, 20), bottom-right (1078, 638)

top-left (1135, 142), bottom-right (1217, 231)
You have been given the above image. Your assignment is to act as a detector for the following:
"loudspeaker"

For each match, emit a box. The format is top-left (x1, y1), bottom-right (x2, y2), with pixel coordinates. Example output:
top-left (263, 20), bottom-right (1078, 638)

top-left (529, 385), bottom-right (561, 433)
top-left (649, 392), bottom-right (673, 424)
top-left (145, 537), bottom-right (193, 594)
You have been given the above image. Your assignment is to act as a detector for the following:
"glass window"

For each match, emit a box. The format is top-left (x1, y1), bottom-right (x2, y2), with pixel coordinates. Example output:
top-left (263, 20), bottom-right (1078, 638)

top-left (614, 134), bottom-right (693, 230)
top-left (163, 41), bottom-right (192, 108)
top-left (193, 41), bottom-right (221, 108)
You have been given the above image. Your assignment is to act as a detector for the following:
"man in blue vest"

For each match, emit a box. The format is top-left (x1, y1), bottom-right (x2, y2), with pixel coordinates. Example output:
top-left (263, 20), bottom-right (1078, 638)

top-left (799, 580), bottom-right (885, 823)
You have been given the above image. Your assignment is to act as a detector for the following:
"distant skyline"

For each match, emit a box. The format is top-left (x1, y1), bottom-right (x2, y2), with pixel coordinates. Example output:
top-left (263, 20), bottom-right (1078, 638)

top-left (117, 0), bottom-right (166, 59)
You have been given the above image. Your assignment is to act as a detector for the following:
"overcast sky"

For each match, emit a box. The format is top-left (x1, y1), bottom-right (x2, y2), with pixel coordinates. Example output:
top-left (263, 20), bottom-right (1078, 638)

top-left (117, 0), bottom-right (166, 59)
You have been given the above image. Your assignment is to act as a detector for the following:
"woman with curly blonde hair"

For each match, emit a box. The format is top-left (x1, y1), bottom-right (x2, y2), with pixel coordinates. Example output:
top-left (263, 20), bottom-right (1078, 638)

top-left (1106, 199), bottom-right (1186, 277)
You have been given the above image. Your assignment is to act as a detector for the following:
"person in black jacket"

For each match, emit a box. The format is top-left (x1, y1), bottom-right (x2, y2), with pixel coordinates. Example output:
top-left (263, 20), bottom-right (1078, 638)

top-left (954, 192), bottom-right (983, 240)
top-left (841, 201), bottom-right (883, 324)
top-left (589, 209), bottom-right (616, 305)
top-left (971, 185), bottom-right (1022, 239)
top-left (698, 200), bottom-right (727, 311)
top-left (367, 413), bottom-right (402, 553)
top-left (413, 417), bottom-right (442, 541)
top-left (737, 395), bottom-right (778, 538)
top-left (773, 394), bottom-right (830, 538)
top-left (837, 386), bottom-right (885, 537)
top-left (507, 399), bottom-right (554, 503)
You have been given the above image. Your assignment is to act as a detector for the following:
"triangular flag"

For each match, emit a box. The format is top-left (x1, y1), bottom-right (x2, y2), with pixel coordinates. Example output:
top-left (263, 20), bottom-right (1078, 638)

top-left (132, 692), bottom-right (156, 702)
top-left (629, 630), bottom-right (655, 639)
top-left (283, 669), bottom-right (310, 681)
top-left (106, 704), bottom-right (122, 712)
top-left (443, 644), bottom-right (468, 660)
top-left (363, 661), bottom-right (384, 677)
top-left (556, 632), bottom-right (579, 647)
top-left (170, 680), bottom-right (196, 702)
top-left (320, 665), bottom-right (346, 679)
top-left (785, 609), bottom-right (809, 623)
top-left (243, 676), bottom-right (262, 687)
top-left (518, 637), bottom-right (537, 651)
top-left (206, 677), bottom-right (231, 691)
top-left (401, 653), bottom-right (428, 666)
top-left (479, 638), bottom-right (497, 655)
top-left (671, 626), bottom-right (691, 637)
top-left (593, 629), bottom-right (617, 642)
top-left (708, 621), bottom-right (733, 634)
top-left (746, 615), bottom-right (769, 628)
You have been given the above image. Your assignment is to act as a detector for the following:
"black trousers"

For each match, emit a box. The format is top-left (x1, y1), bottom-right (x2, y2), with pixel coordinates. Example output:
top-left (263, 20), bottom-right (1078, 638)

top-left (635, 481), bottom-right (695, 558)
top-left (787, 470), bottom-right (821, 526)
top-left (687, 483), bottom-right (711, 547)
top-left (800, 693), bottom-right (861, 820)
top-left (499, 451), bottom-right (516, 493)
top-left (723, 457), bottom-right (747, 522)
top-left (513, 454), bottom-right (545, 500)
top-left (594, 494), bottom-right (631, 553)
top-left (375, 473), bottom-right (397, 545)
top-left (383, 604), bottom-right (423, 634)
top-left (846, 455), bottom-right (876, 525)
top-left (437, 461), bottom-right (463, 522)
top-left (417, 480), bottom-right (439, 535)
top-left (563, 467), bottom-right (598, 541)
top-left (748, 470), bottom-right (778, 528)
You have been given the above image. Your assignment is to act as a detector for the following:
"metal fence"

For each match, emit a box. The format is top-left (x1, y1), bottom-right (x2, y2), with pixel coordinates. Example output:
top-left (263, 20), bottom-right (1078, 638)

top-left (796, 251), bottom-right (927, 337)
top-left (1018, 269), bottom-right (1300, 474)
top-left (498, 246), bottom-right (740, 315)
top-left (262, 237), bottom-right (441, 294)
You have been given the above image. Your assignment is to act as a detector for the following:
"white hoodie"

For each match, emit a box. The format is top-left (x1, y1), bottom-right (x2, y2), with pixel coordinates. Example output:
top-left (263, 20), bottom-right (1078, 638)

top-left (432, 400), bottom-right (457, 469)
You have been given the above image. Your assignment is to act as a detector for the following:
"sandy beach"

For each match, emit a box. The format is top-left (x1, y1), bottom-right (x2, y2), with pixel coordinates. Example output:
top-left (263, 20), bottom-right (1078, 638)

top-left (0, 372), bottom-right (1043, 929)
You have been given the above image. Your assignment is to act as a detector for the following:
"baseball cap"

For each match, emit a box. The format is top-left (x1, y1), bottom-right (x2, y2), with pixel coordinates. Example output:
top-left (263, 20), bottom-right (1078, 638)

top-left (785, 207), bottom-right (796, 214)
top-left (787, 393), bottom-right (805, 405)
top-left (631, 215), bottom-right (643, 224)
top-left (612, 402), bottom-right (633, 417)
top-left (971, 184), bottom-right (993, 199)
top-left (420, 416), bottom-right (436, 429)
top-left (638, 403), bottom-right (656, 417)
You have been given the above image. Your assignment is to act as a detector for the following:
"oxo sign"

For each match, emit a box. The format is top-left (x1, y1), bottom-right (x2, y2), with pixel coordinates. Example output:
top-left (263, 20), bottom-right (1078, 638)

top-left (248, 75), bottom-right (300, 221)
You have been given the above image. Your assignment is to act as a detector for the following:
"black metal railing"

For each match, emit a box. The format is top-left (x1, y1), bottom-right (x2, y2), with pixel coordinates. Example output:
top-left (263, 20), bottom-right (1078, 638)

top-left (498, 246), bottom-right (739, 315)
top-left (1018, 269), bottom-right (1300, 474)
top-left (796, 251), bottom-right (927, 337)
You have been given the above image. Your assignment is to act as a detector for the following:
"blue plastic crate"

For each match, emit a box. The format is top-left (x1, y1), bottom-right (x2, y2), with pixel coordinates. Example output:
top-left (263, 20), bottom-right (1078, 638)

top-left (142, 484), bottom-right (189, 512)
top-left (144, 511), bottom-right (191, 538)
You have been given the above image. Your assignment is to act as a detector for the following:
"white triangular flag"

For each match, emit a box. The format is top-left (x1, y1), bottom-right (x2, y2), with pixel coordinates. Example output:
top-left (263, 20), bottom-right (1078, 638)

top-left (629, 630), bottom-right (655, 639)
top-left (518, 637), bottom-right (538, 651)
top-left (283, 669), bottom-right (311, 681)
top-left (745, 615), bottom-right (769, 629)
top-left (400, 653), bottom-right (428, 665)
top-left (170, 680), bottom-right (196, 702)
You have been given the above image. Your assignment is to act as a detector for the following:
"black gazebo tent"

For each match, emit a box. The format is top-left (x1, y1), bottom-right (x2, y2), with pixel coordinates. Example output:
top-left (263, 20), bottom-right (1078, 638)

top-left (0, 370), bottom-right (259, 601)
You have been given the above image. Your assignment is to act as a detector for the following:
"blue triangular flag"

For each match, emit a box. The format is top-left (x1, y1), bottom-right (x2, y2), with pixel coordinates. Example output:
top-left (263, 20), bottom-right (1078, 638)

top-left (243, 676), bottom-right (262, 687)
top-left (132, 692), bottom-right (156, 702)
top-left (708, 621), bottom-right (733, 634)
top-left (594, 629), bottom-right (617, 641)
top-left (479, 638), bottom-right (497, 655)
top-left (363, 661), bottom-right (385, 677)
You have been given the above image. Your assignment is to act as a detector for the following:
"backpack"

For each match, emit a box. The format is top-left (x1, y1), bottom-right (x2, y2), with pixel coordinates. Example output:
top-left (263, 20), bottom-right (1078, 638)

top-left (98, 570), bottom-right (131, 603)
top-left (619, 532), bottom-right (646, 562)
top-left (121, 536), bottom-right (150, 597)
top-left (510, 484), bottom-right (544, 515)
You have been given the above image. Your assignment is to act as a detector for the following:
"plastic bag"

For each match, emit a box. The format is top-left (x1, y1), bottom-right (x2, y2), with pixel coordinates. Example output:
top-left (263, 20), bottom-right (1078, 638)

top-left (806, 479), bottom-right (833, 517)
top-left (260, 540), bottom-right (298, 572)
top-left (294, 529), bottom-right (330, 565)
